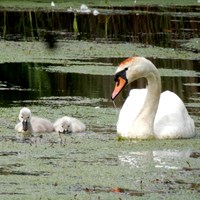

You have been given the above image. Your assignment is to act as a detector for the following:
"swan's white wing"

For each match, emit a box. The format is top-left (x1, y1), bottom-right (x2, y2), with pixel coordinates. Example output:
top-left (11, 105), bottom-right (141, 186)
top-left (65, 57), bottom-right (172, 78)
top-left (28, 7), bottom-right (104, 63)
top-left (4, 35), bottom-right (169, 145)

top-left (117, 90), bottom-right (195, 139)
top-left (117, 89), bottom-right (147, 136)
top-left (154, 91), bottom-right (195, 139)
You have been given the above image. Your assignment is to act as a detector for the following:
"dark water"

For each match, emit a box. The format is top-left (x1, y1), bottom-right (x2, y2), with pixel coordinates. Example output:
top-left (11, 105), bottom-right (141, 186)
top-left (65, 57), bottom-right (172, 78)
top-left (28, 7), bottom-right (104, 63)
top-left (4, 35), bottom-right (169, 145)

top-left (0, 58), bottom-right (200, 108)
top-left (0, 6), bottom-right (199, 110)
top-left (0, 5), bottom-right (199, 48)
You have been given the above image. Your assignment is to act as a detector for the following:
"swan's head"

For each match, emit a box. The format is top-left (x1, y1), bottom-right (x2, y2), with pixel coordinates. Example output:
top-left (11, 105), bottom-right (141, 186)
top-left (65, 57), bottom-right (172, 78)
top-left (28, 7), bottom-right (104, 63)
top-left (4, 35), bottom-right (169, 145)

top-left (58, 117), bottom-right (72, 134)
top-left (18, 107), bottom-right (31, 131)
top-left (111, 57), bottom-right (155, 100)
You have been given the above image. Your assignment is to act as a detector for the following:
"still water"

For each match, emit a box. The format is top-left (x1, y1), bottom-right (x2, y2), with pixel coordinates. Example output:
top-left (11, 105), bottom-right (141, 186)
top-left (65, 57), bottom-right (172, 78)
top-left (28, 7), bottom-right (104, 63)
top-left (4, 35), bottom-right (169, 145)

top-left (0, 3), bottom-right (200, 200)
top-left (0, 5), bottom-right (200, 47)
top-left (0, 59), bottom-right (199, 109)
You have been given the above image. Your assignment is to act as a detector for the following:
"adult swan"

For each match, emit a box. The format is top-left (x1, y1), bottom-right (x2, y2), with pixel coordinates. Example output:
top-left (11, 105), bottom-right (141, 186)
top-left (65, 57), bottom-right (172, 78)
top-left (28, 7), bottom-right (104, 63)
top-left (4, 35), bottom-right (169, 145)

top-left (111, 57), bottom-right (196, 139)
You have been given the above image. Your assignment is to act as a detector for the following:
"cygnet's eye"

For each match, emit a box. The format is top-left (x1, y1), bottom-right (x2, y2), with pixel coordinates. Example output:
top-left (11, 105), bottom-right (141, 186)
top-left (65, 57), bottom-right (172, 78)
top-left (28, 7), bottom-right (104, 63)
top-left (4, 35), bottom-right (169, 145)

top-left (21, 116), bottom-right (23, 119)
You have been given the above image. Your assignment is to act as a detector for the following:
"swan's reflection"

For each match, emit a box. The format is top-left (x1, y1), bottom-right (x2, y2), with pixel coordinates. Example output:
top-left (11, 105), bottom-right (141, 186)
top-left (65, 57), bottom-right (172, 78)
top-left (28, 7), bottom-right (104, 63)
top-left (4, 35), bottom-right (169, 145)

top-left (118, 150), bottom-right (191, 169)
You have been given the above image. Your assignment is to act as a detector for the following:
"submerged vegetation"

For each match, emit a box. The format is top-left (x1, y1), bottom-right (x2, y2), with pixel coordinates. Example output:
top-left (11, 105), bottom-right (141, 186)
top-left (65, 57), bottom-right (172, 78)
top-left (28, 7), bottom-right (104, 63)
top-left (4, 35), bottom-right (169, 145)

top-left (0, 0), bottom-right (199, 199)
top-left (0, 0), bottom-right (200, 9)
top-left (0, 40), bottom-right (199, 64)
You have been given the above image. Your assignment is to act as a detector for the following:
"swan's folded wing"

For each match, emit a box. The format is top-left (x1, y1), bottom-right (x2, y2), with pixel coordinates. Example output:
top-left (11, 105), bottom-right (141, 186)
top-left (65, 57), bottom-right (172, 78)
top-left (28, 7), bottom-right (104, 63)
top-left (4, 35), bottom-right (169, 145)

top-left (154, 91), bottom-right (195, 139)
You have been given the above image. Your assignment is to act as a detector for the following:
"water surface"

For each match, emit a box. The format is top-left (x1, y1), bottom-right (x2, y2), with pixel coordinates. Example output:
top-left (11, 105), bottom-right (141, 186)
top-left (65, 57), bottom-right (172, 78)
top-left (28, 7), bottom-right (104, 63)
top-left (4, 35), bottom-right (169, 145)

top-left (0, 2), bottom-right (199, 200)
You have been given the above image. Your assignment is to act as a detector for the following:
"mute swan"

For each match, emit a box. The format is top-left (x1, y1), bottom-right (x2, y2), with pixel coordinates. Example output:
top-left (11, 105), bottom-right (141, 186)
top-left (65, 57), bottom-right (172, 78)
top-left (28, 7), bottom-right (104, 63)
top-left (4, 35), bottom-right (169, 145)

top-left (15, 107), bottom-right (54, 137)
top-left (53, 116), bottom-right (86, 133)
top-left (111, 57), bottom-right (196, 139)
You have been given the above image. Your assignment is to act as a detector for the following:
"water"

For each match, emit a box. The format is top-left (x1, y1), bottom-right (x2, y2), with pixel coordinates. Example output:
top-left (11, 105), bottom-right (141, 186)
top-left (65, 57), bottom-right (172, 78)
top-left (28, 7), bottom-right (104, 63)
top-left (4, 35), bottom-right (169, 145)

top-left (0, 5), bottom-right (199, 47)
top-left (0, 62), bottom-right (113, 103)
top-left (0, 3), bottom-right (200, 199)
top-left (0, 59), bottom-right (199, 111)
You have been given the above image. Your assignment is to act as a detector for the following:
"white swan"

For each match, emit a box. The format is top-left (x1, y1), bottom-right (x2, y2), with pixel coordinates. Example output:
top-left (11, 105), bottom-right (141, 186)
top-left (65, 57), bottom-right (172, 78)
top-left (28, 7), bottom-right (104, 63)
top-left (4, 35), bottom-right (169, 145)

top-left (15, 107), bottom-right (54, 137)
top-left (111, 57), bottom-right (196, 139)
top-left (53, 116), bottom-right (86, 133)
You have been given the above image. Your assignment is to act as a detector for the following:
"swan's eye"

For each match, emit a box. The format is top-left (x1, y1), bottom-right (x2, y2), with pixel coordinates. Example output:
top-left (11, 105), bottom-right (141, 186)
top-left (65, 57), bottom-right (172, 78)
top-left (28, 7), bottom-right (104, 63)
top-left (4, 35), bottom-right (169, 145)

top-left (114, 74), bottom-right (119, 82)
top-left (114, 68), bottom-right (128, 83)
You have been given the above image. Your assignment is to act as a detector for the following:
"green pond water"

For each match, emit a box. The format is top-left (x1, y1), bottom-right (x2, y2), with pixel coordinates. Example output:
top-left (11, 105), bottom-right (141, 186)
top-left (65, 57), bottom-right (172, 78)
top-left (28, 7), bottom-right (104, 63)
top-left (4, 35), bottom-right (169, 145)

top-left (0, 1), bottom-right (200, 199)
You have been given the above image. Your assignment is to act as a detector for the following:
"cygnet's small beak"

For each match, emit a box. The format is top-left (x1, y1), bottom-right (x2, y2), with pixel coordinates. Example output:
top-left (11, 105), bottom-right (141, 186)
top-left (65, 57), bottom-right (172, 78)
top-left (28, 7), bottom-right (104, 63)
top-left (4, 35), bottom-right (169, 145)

top-left (64, 129), bottom-right (71, 134)
top-left (22, 120), bottom-right (28, 131)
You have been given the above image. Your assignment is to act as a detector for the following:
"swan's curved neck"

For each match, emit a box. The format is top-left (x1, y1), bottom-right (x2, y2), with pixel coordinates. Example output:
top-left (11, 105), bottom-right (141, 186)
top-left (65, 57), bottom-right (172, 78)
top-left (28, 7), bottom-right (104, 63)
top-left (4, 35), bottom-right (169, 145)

top-left (143, 72), bottom-right (161, 119)
top-left (133, 70), bottom-right (161, 137)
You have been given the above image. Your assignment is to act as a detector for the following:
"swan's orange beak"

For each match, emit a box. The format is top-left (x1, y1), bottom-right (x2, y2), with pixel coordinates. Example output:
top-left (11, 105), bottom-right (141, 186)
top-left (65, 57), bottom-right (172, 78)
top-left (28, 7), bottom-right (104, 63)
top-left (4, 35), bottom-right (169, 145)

top-left (111, 77), bottom-right (127, 100)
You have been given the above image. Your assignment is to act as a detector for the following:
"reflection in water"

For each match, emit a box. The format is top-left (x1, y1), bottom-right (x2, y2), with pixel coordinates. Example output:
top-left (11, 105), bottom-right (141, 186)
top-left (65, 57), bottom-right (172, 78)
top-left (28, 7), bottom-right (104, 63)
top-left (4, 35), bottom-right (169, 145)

top-left (0, 7), bottom-right (199, 48)
top-left (0, 62), bottom-right (52, 103)
top-left (0, 59), bottom-right (199, 109)
top-left (0, 62), bottom-right (113, 104)
top-left (118, 150), bottom-right (192, 170)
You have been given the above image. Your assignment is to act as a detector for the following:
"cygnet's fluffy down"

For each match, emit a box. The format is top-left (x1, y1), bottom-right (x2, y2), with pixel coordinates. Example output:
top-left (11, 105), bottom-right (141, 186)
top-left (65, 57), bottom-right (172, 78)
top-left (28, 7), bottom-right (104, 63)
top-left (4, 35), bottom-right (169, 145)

top-left (53, 116), bottom-right (86, 133)
top-left (15, 107), bottom-right (54, 137)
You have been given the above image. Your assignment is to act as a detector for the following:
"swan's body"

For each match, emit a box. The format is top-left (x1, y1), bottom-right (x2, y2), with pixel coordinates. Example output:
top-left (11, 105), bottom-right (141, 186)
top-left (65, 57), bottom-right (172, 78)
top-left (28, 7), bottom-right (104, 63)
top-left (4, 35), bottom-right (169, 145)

top-left (15, 107), bottom-right (54, 138)
top-left (53, 116), bottom-right (86, 133)
top-left (111, 57), bottom-right (195, 139)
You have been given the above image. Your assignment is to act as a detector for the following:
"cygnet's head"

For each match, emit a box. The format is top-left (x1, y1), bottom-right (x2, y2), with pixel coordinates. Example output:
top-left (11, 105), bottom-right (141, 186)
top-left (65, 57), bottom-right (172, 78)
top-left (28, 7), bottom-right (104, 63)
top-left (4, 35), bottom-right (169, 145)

top-left (19, 107), bottom-right (32, 131)
top-left (59, 117), bottom-right (72, 133)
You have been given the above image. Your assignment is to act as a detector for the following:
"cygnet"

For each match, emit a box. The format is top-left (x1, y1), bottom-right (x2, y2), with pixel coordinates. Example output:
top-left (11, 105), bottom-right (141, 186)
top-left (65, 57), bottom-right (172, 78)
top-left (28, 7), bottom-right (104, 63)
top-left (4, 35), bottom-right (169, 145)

top-left (53, 116), bottom-right (86, 133)
top-left (15, 107), bottom-right (54, 138)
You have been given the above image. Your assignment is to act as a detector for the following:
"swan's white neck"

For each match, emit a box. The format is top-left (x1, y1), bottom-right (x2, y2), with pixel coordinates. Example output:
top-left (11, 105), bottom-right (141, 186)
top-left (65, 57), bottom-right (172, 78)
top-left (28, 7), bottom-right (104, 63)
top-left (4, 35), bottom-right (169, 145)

top-left (129, 68), bottom-right (161, 138)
